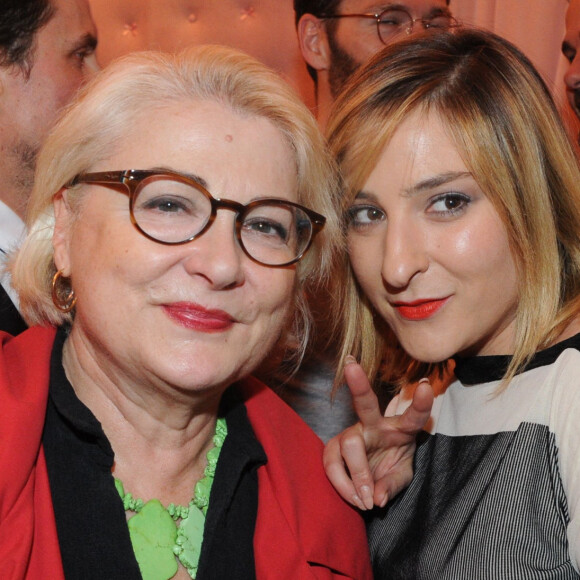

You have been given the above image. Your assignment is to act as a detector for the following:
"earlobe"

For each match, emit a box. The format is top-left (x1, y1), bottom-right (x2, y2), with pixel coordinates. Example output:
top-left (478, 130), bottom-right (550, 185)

top-left (52, 189), bottom-right (73, 276)
top-left (297, 14), bottom-right (332, 71)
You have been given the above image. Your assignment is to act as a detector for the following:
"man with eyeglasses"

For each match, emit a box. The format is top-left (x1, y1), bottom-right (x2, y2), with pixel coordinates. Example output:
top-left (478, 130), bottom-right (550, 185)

top-left (563, 0), bottom-right (580, 129)
top-left (295, 0), bottom-right (456, 128)
top-left (0, 0), bottom-right (98, 335)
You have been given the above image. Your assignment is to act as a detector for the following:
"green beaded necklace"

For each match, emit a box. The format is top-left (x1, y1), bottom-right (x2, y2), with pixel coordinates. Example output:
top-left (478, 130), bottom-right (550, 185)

top-left (115, 417), bottom-right (227, 580)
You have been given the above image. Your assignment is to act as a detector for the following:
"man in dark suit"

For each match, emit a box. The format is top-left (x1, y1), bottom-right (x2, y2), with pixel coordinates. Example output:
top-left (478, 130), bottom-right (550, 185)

top-left (0, 0), bottom-right (97, 334)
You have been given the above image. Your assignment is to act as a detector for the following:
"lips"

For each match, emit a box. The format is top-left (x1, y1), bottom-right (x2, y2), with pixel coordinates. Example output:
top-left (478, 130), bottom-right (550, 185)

top-left (392, 297), bottom-right (450, 321)
top-left (163, 302), bottom-right (235, 332)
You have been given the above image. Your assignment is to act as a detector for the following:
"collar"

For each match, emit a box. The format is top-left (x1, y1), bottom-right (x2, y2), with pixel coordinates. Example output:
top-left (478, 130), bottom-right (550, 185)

top-left (453, 332), bottom-right (580, 385)
top-left (0, 200), bottom-right (26, 306)
top-left (0, 200), bottom-right (26, 254)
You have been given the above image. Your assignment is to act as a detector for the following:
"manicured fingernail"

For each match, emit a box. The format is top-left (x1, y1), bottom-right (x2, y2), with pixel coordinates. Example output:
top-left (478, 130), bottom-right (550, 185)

top-left (345, 355), bottom-right (357, 365)
top-left (418, 378), bottom-right (430, 385)
top-left (352, 494), bottom-right (366, 511)
top-left (360, 485), bottom-right (373, 510)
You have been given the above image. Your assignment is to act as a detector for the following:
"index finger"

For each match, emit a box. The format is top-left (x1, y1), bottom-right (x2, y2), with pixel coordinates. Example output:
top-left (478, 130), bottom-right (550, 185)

top-left (344, 359), bottom-right (383, 428)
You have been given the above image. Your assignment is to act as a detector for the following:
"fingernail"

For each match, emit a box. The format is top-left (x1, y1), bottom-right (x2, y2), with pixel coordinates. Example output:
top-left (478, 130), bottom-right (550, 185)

top-left (345, 355), bottom-right (357, 365)
top-left (418, 378), bottom-right (430, 385)
top-left (352, 493), bottom-right (366, 511)
top-left (379, 492), bottom-right (389, 508)
top-left (360, 485), bottom-right (374, 510)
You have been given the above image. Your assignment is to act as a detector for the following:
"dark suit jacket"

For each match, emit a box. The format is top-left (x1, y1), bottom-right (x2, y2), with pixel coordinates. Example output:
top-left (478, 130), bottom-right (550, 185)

top-left (0, 284), bottom-right (26, 335)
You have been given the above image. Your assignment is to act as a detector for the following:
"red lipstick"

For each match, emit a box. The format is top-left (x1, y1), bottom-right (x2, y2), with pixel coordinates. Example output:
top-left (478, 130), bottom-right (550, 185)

top-left (163, 302), bottom-right (235, 332)
top-left (393, 297), bottom-right (449, 321)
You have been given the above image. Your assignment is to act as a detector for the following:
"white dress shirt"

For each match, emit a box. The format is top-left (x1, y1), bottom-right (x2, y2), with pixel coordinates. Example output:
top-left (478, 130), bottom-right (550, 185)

top-left (0, 200), bottom-right (26, 310)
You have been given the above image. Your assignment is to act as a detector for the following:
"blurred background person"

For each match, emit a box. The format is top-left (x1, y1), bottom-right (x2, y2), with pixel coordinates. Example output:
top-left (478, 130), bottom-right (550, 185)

top-left (0, 0), bottom-right (97, 334)
top-left (294, 0), bottom-right (456, 128)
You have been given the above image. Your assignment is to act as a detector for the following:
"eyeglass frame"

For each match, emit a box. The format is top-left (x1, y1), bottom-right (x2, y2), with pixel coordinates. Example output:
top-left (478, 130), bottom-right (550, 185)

top-left (65, 169), bottom-right (326, 268)
top-left (318, 8), bottom-right (459, 45)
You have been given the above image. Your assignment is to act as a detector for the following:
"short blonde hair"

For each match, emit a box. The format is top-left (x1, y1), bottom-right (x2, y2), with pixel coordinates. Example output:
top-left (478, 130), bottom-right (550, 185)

top-left (327, 29), bottom-right (580, 389)
top-left (12, 46), bottom-right (341, 362)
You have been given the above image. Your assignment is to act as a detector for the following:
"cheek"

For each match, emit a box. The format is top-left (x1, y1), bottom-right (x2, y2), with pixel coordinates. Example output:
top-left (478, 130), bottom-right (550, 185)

top-left (439, 215), bottom-right (517, 290)
top-left (348, 234), bottom-right (382, 293)
top-left (258, 270), bottom-right (296, 317)
top-left (68, 218), bottom-right (155, 303)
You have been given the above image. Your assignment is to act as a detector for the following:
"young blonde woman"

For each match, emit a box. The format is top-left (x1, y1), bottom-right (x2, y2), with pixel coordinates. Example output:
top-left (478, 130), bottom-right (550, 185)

top-left (324, 29), bottom-right (580, 578)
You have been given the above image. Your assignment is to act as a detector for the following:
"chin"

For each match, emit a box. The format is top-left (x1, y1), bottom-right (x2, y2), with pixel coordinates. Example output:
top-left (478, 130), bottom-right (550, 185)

top-left (398, 338), bottom-right (455, 364)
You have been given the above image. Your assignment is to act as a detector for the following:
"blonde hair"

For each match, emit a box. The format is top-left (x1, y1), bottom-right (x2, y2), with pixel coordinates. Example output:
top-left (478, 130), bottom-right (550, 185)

top-left (11, 45), bottom-right (342, 362)
top-left (327, 29), bottom-right (580, 389)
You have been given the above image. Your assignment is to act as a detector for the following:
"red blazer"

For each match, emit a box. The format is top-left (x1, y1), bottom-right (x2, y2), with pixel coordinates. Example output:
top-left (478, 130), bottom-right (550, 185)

top-left (0, 328), bottom-right (371, 579)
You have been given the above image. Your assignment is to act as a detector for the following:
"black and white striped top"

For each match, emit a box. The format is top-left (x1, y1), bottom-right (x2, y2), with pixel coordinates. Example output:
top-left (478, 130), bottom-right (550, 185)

top-left (367, 333), bottom-right (580, 579)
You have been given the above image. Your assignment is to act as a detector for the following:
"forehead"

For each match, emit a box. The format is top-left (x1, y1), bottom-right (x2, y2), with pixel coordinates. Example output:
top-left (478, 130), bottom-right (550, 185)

top-left (119, 100), bottom-right (290, 153)
top-left (337, 0), bottom-right (448, 13)
top-left (373, 110), bottom-right (466, 178)
top-left (41, 0), bottom-right (95, 38)
top-left (103, 100), bottom-right (298, 195)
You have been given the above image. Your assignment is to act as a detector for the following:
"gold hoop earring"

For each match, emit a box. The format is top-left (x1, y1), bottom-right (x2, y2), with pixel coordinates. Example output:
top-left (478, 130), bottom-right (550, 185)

top-left (51, 270), bottom-right (77, 313)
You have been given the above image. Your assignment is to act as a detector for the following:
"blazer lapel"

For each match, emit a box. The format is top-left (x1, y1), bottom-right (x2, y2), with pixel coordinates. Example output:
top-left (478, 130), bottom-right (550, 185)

top-left (0, 284), bottom-right (27, 335)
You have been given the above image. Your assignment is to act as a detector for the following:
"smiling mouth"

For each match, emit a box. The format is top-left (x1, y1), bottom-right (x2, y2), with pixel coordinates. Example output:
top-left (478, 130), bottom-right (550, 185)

top-left (163, 302), bottom-right (235, 332)
top-left (392, 297), bottom-right (450, 321)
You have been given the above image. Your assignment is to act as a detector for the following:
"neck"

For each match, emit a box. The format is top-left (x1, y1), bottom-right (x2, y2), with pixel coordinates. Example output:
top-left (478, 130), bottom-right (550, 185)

top-left (0, 149), bottom-right (33, 221)
top-left (0, 188), bottom-right (27, 221)
top-left (62, 328), bottom-right (225, 505)
top-left (315, 75), bottom-right (335, 132)
top-left (553, 315), bottom-right (580, 344)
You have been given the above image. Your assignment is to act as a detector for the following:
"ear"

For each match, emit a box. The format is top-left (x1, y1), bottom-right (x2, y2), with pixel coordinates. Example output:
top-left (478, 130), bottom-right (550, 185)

top-left (297, 14), bottom-right (332, 71)
top-left (52, 189), bottom-right (74, 276)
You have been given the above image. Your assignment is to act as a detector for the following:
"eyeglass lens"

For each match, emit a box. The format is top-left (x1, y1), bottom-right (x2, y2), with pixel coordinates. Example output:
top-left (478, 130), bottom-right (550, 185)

top-left (131, 175), bottom-right (314, 266)
top-left (378, 9), bottom-right (455, 43)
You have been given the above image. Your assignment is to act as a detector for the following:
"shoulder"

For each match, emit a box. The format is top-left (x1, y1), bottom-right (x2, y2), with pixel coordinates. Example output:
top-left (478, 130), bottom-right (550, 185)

top-left (0, 326), bottom-right (56, 393)
top-left (238, 376), bottom-right (372, 579)
top-left (238, 374), bottom-right (324, 451)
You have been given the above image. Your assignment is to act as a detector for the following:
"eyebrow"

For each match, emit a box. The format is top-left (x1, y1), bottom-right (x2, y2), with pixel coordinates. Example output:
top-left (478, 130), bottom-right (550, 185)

top-left (356, 170), bottom-right (472, 201)
top-left (403, 171), bottom-right (472, 196)
top-left (148, 166), bottom-right (209, 190)
top-left (381, 3), bottom-right (452, 16)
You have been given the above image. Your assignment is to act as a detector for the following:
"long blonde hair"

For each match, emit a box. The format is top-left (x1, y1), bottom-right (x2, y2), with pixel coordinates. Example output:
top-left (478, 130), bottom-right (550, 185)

top-left (327, 28), bottom-right (580, 389)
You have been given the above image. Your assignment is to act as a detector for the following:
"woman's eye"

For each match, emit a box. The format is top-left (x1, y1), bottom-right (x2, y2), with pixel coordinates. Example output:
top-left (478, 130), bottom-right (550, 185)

top-left (143, 196), bottom-right (189, 213)
top-left (347, 205), bottom-right (386, 228)
top-left (244, 218), bottom-right (288, 240)
top-left (428, 193), bottom-right (471, 215)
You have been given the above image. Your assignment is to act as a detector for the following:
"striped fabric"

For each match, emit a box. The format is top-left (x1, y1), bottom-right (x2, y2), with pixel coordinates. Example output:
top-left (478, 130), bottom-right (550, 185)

top-left (367, 334), bottom-right (580, 579)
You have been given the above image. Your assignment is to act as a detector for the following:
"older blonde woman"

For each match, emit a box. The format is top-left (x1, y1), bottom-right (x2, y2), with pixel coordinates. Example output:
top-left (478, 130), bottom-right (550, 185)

top-left (0, 45), bottom-right (379, 580)
top-left (325, 29), bottom-right (580, 577)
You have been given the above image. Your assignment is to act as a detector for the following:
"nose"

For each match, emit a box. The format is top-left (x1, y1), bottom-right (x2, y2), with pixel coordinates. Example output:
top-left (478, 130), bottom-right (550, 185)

top-left (381, 217), bottom-right (428, 290)
top-left (182, 212), bottom-right (246, 290)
